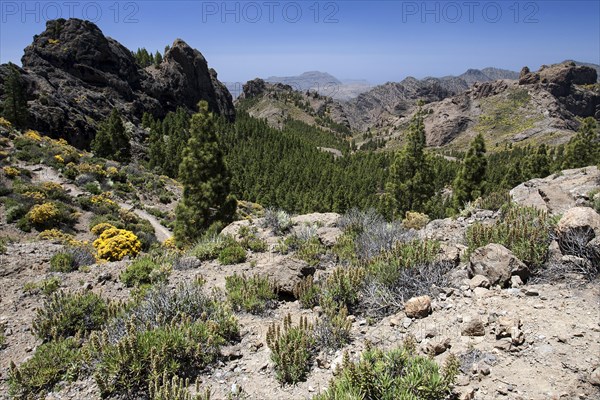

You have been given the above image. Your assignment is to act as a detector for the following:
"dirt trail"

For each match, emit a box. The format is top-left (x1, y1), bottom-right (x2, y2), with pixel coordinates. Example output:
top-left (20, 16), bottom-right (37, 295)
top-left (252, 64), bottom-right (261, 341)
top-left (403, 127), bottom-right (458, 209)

top-left (21, 164), bottom-right (173, 241)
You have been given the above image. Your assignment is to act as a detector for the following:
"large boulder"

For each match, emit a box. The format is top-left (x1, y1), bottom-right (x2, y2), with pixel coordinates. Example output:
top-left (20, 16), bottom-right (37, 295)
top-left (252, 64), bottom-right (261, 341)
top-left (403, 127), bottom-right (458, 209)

top-left (257, 255), bottom-right (315, 296)
top-left (556, 207), bottom-right (600, 238)
top-left (556, 207), bottom-right (600, 260)
top-left (468, 244), bottom-right (528, 287)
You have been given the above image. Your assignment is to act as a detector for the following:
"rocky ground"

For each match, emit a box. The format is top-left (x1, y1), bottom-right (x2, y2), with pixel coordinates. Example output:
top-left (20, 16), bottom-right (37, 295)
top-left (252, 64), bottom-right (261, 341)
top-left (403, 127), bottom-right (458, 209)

top-left (1, 155), bottom-right (599, 400)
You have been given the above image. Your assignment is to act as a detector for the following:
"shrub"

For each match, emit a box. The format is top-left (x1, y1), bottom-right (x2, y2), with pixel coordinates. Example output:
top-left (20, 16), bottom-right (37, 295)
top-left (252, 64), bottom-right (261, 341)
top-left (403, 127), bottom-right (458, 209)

top-left (218, 242), bottom-right (247, 265)
top-left (24, 276), bottom-right (62, 296)
top-left (476, 191), bottom-right (511, 211)
top-left (32, 290), bottom-right (110, 341)
top-left (50, 252), bottom-right (76, 272)
top-left (26, 202), bottom-right (66, 230)
top-left (239, 225), bottom-right (268, 252)
top-left (90, 319), bottom-right (225, 398)
top-left (261, 208), bottom-right (293, 234)
top-left (401, 211), bottom-right (430, 230)
top-left (104, 282), bottom-right (238, 344)
top-left (66, 245), bottom-right (96, 268)
top-left (266, 314), bottom-right (314, 384)
top-left (313, 343), bottom-right (458, 400)
top-left (296, 236), bottom-right (326, 266)
top-left (3, 165), bottom-right (20, 178)
top-left (0, 323), bottom-right (6, 349)
top-left (293, 276), bottom-right (320, 309)
top-left (150, 373), bottom-right (211, 400)
top-left (93, 227), bottom-right (141, 261)
top-left (9, 338), bottom-right (81, 399)
top-left (339, 208), bottom-right (383, 235)
top-left (190, 235), bottom-right (232, 261)
top-left (120, 256), bottom-right (170, 287)
top-left (313, 303), bottom-right (351, 351)
top-left (466, 205), bottom-right (555, 268)
top-left (225, 273), bottom-right (277, 314)
top-left (321, 267), bottom-right (365, 313)
top-left (355, 219), bottom-right (413, 262)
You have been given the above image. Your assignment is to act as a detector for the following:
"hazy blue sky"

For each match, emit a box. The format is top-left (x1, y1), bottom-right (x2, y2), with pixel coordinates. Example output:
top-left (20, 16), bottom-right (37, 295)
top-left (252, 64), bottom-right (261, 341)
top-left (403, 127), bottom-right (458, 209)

top-left (1, 1), bottom-right (598, 84)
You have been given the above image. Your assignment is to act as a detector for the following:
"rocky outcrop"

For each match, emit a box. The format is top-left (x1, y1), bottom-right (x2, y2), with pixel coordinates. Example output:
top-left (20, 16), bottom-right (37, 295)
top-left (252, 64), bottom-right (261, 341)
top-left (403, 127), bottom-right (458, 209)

top-left (510, 166), bottom-right (600, 215)
top-left (0, 18), bottom-right (234, 147)
top-left (519, 62), bottom-right (600, 120)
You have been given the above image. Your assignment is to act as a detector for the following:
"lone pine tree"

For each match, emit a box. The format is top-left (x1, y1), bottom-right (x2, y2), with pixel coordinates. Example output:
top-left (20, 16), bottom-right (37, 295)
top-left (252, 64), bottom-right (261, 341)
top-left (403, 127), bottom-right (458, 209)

top-left (380, 107), bottom-right (434, 219)
top-left (174, 101), bottom-right (237, 245)
top-left (453, 133), bottom-right (487, 210)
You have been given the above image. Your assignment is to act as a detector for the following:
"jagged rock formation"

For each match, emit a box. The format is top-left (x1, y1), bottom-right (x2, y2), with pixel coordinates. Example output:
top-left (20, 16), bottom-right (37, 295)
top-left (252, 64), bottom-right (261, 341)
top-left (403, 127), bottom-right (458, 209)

top-left (0, 18), bottom-right (234, 147)
top-left (519, 61), bottom-right (600, 120)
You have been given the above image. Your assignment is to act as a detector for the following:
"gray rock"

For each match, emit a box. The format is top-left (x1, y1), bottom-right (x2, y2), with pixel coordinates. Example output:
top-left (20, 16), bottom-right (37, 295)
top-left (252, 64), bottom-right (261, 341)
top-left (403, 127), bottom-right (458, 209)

top-left (462, 319), bottom-right (486, 337)
top-left (468, 244), bottom-right (529, 287)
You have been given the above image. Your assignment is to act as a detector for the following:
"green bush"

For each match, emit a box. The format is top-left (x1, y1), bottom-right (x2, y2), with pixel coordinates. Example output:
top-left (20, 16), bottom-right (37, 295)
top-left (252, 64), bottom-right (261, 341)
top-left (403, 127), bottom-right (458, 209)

top-left (313, 302), bottom-right (352, 351)
top-left (9, 338), bottom-right (81, 399)
top-left (466, 204), bottom-right (555, 268)
top-left (50, 252), bottom-right (76, 272)
top-left (296, 236), bottom-right (326, 266)
top-left (238, 225), bottom-right (268, 252)
top-left (266, 314), bottom-right (314, 384)
top-left (90, 319), bottom-right (225, 398)
top-left (150, 373), bottom-right (211, 400)
top-left (314, 343), bottom-right (458, 400)
top-left (190, 235), bottom-right (232, 261)
top-left (120, 256), bottom-right (170, 288)
top-left (23, 276), bottom-right (62, 296)
top-left (225, 273), bottom-right (277, 314)
top-left (321, 267), bottom-right (365, 313)
top-left (293, 276), bottom-right (320, 309)
top-left (218, 242), bottom-right (247, 265)
top-left (32, 290), bottom-right (110, 341)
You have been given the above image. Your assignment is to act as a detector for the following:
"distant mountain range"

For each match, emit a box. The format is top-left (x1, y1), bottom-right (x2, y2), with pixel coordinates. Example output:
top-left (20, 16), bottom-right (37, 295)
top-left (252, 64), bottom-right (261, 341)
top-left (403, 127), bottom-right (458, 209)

top-left (226, 67), bottom-right (520, 101)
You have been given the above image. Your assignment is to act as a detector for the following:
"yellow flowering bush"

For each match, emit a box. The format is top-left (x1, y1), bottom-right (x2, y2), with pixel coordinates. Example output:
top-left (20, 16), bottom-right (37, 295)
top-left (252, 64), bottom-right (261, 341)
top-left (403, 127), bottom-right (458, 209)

top-left (106, 166), bottom-right (119, 176)
top-left (38, 229), bottom-right (80, 246)
top-left (162, 237), bottom-right (177, 250)
top-left (3, 166), bottom-right (20, 178)
top-left (90, 193), bottom-right (117, 208)
top-left (26, 202), bottom-right (61, 228)
top-left (24, 130), bottom-right (43, 142)
top-left (93, 228), bottom-right (141, 261)
top-left (78, 163), bottom-right (106, 178)
top-left (54, 154), bottom-right (65, 164)
top-left (0, 117), bottom-right (12, 128)
top-left (23, 191), bottom-right (46, 203)
top-left (91, 222), bottom-right (116, 236)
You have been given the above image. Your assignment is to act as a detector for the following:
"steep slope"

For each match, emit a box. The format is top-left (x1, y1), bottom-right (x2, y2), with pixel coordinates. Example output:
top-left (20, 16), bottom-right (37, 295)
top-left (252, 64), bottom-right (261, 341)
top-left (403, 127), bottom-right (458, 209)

top-left (0, 18), bottom-right (234, 147)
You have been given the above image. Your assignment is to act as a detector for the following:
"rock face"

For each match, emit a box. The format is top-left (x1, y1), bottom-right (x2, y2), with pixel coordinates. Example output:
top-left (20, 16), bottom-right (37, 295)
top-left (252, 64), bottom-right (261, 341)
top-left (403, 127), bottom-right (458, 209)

top-left (510, 167), bottom-right (600, 215)
top-left (0, 18), bottom-right (234, 147)
top-left (468, 244), bottom-right (529, 287)
top-left (556, 207), bottom-right (600, 238)
top-left (518, 61), bottom-right (600, 119)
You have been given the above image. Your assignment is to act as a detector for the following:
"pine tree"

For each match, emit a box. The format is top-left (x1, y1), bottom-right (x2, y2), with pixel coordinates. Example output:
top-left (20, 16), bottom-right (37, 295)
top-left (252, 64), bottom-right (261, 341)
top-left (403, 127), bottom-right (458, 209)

top-left (563, 117), bottom-right (599, 169)
top-left (380, 108), bottom-right (434, 219)
top-left (174, 101), bottom-right (237, 245)
top-left (155, 51), bottom-right (163, 66)
top-left (524, 144), bottom-right (550, 179)
top-left (453, 133), bottom-right (487, 210)
top-left (1, 64), bottom-right (28, 127)
top-left (91, 108), bottom-right (131, 162)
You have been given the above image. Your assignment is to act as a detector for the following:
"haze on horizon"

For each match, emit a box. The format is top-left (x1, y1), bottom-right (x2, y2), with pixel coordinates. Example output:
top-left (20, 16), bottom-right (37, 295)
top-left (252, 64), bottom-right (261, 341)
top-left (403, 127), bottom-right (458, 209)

top-left (0, 1), bottom-right (598, 84)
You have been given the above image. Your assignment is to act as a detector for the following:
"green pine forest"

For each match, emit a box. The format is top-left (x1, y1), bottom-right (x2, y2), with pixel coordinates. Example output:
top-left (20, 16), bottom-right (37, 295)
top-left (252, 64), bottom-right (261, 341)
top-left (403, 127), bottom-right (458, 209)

top-left (141, 103), bottom-right (599, 220)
